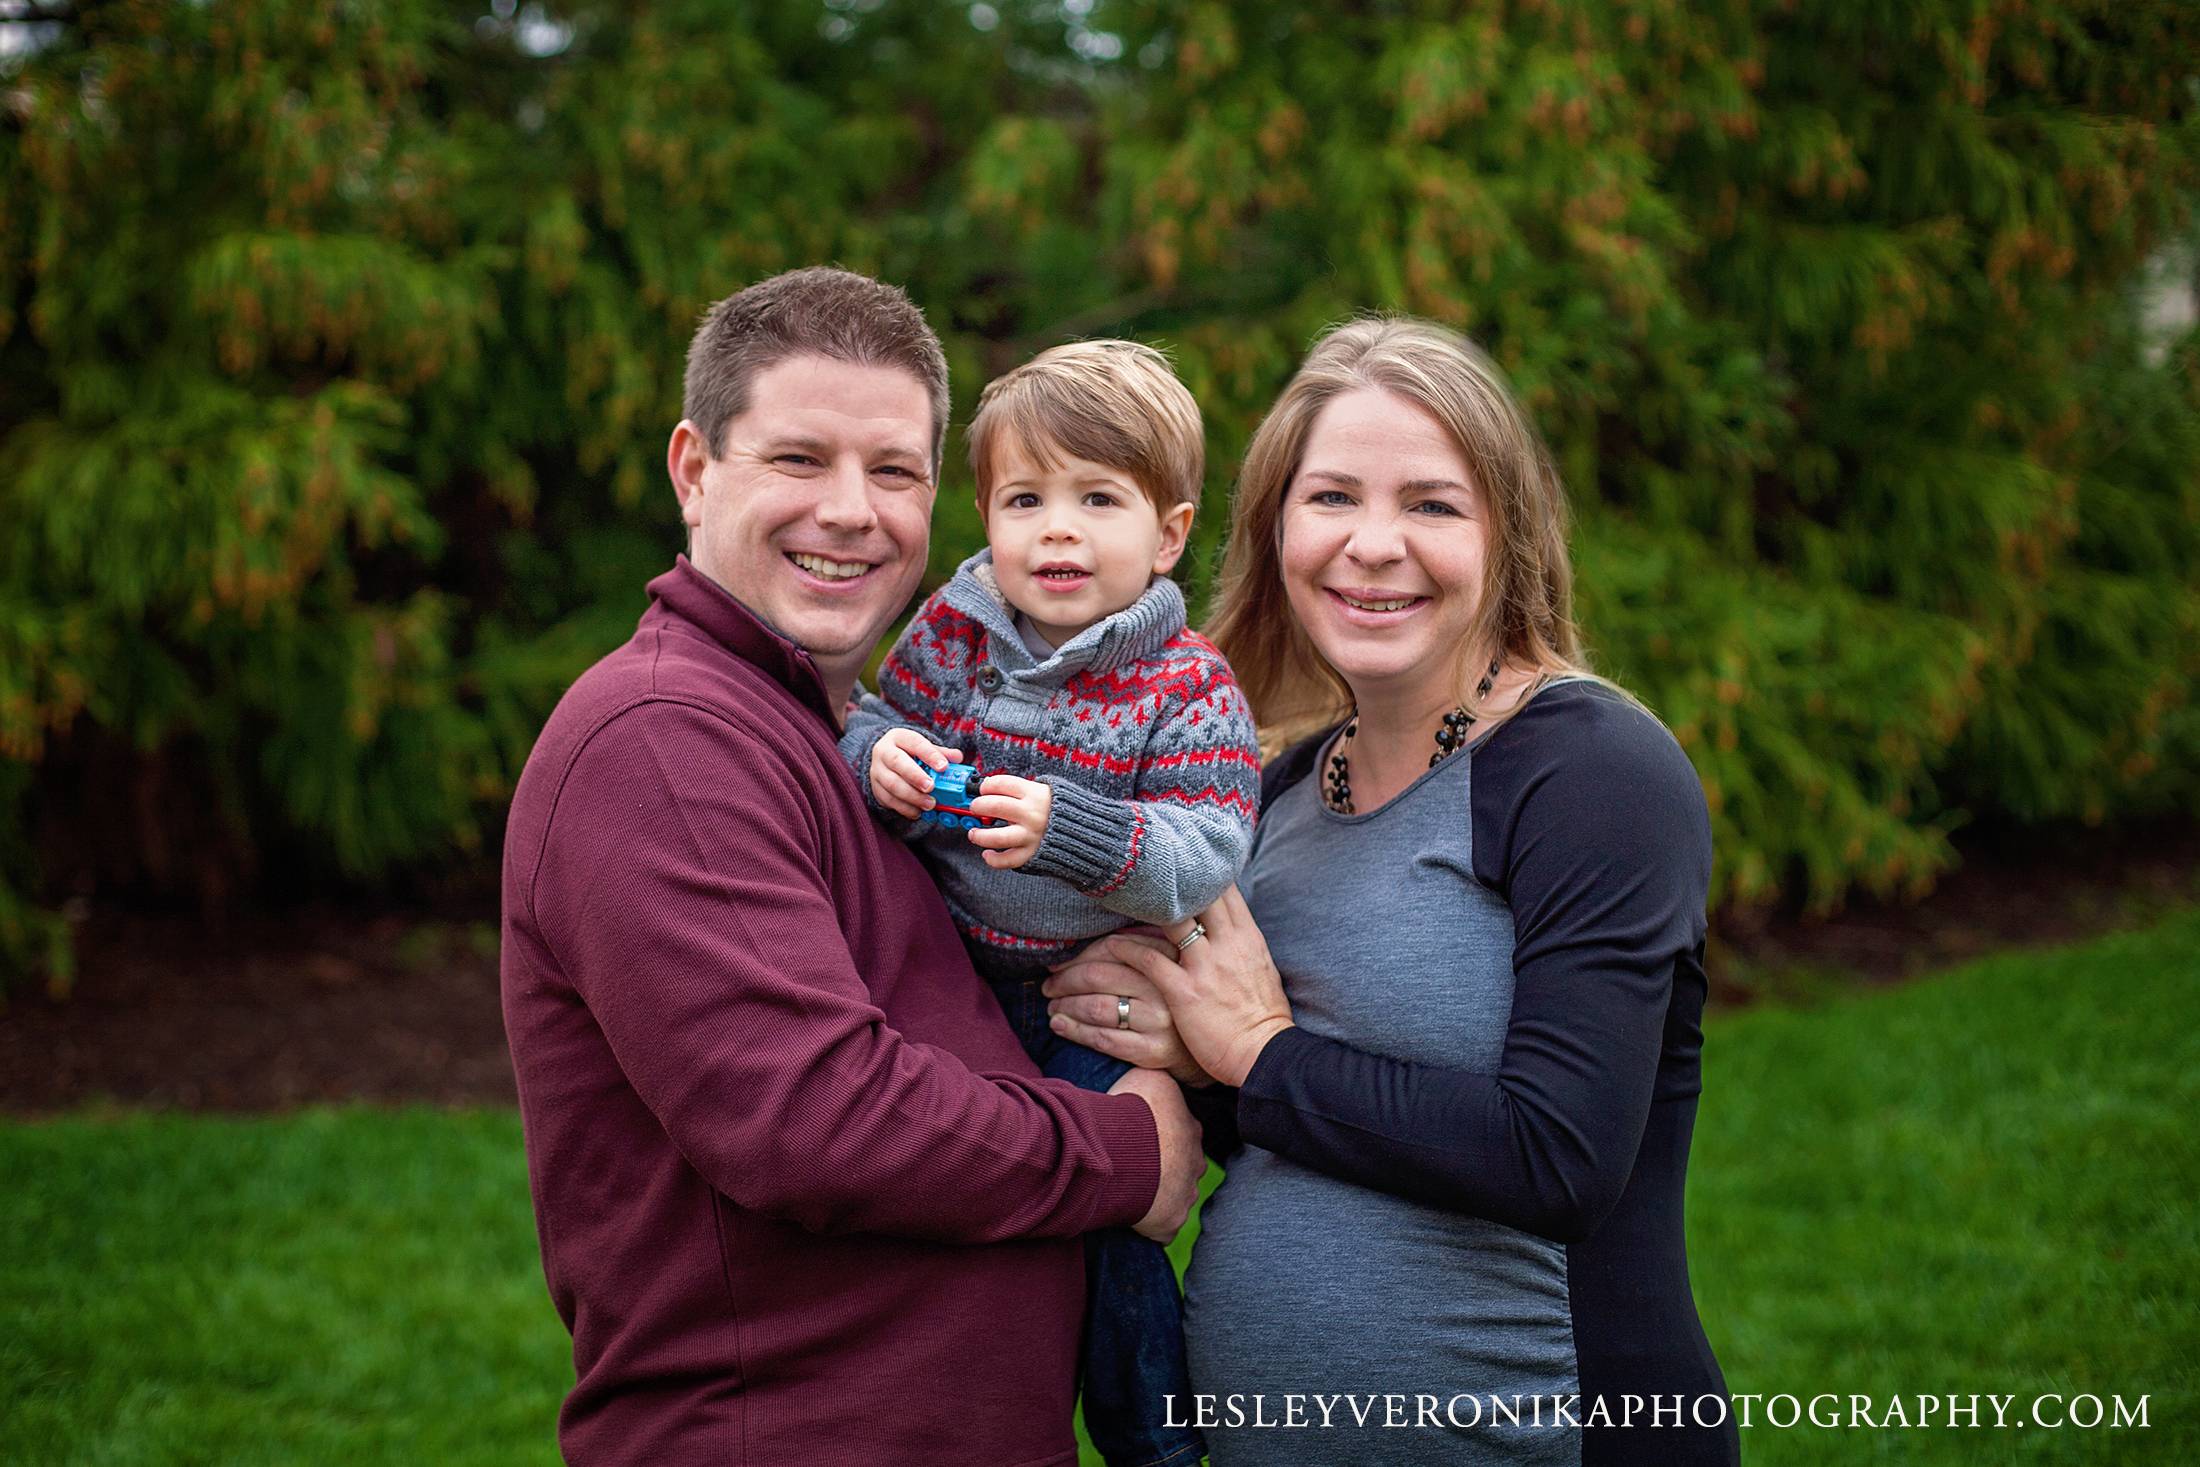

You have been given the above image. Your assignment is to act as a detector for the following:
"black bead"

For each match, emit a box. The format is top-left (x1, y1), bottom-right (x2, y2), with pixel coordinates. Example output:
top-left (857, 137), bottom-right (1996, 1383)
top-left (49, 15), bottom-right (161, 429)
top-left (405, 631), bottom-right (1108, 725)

top-left (1323, 720), bottom-right (1356, 813)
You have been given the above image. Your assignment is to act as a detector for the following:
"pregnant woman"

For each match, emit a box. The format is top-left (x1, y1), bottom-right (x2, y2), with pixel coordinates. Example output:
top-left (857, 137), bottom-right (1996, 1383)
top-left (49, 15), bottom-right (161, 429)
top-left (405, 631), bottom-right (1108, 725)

top-left (1048, 318), bottom-right (1738, 1465)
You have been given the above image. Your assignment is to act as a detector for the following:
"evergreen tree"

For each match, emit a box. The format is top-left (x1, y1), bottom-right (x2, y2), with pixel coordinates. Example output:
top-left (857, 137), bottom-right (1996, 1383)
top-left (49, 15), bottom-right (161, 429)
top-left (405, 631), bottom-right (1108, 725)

top-left (2, 0), bottom-right (2194, 988)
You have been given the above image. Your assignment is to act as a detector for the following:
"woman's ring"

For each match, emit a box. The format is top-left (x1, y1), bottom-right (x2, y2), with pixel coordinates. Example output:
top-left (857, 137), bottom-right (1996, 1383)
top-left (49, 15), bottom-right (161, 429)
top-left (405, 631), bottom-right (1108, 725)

top-left (1176, 922), bottom-right (1208, 953)
top-left (1116, 995), bottom-right (1134, 1030)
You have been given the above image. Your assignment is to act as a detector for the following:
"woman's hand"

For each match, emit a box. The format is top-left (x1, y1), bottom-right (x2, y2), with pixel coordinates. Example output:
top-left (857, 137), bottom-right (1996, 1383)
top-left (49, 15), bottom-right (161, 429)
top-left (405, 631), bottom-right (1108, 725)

top-left (1090, 886), bottom-right (1296, 1090)
top-left (1043, 931), bottom-right (1209, 1085)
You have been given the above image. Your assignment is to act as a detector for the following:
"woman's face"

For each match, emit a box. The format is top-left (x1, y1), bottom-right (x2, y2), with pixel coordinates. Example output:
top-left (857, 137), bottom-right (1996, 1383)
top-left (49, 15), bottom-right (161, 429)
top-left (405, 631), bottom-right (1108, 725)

top-left (1280, 387), bottom-right (1489, 711)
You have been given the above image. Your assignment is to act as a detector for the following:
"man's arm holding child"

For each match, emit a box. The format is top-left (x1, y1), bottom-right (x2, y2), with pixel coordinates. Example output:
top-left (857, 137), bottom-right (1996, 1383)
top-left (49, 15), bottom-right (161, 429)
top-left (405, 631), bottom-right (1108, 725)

top-left (969, 640), bottom-right (1260, 925)
top-left (535, 700), bottom-right (1200, 1243)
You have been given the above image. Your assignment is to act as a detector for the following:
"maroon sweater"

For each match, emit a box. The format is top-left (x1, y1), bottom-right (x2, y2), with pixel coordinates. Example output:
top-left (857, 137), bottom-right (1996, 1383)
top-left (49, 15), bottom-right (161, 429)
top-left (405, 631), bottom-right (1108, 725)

top-left (501, 558), bottom-right (1162, 1465)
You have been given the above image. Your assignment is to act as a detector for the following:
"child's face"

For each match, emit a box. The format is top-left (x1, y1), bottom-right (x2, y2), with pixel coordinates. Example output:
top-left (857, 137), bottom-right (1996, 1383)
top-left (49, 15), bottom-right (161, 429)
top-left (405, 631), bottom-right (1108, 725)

top-left (982, 435), bottom-right (1195, 647)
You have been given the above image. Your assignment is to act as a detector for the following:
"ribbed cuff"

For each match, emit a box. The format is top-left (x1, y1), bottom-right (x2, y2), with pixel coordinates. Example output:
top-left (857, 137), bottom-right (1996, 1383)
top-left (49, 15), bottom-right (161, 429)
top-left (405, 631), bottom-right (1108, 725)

top-left (1023, 778), bottom-right (1141, 893)
top-left (1076, 1087), bottom-right (1164, 1230)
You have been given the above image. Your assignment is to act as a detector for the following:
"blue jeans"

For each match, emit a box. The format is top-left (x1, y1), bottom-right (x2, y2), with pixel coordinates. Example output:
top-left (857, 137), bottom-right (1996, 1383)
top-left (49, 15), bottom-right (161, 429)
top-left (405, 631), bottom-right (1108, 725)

top-left (990, 973), bottom-right (1206, 1467)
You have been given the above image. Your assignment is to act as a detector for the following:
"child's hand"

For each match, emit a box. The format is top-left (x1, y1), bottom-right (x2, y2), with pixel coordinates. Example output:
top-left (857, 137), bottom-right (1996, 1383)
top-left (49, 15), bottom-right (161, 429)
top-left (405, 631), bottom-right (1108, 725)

top-left (870, 727), bottom-right (963, 820)
top-left (967, 775), bottom-right (1053, 869)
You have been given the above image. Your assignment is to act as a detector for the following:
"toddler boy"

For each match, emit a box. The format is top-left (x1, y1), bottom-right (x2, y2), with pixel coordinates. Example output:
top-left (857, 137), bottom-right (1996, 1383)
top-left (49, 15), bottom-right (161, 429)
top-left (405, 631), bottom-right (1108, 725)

top-left (840, 340), bottom-right (1258, 1467)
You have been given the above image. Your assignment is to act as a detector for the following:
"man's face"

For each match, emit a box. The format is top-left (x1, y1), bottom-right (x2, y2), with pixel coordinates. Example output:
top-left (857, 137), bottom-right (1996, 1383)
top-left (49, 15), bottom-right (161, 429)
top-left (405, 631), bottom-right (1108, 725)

top-left (672, 354), bottom-right (936, 695)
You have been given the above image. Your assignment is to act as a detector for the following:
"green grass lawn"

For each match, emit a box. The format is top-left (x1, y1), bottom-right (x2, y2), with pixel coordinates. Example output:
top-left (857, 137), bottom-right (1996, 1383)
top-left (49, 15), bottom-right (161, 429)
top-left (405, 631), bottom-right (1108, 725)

top-left (4, 909), bottom-right (2196, 1464)
top-left (1684, 906), bottom-right (2199, 1462)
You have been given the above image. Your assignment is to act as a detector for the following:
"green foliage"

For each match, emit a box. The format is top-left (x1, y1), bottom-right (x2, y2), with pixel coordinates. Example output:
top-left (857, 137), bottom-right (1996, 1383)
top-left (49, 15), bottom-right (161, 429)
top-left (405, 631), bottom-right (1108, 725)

top-left (2, 0), bottom-right (2197, 983)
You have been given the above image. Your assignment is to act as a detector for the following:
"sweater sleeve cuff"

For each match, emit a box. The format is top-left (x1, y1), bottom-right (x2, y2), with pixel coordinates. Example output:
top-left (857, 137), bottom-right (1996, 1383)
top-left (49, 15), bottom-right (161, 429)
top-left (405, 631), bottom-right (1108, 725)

top-left (1023, 778), bottom-right (1141, 894)
top-left (1071, 1086), bottom-right (1163, 1228)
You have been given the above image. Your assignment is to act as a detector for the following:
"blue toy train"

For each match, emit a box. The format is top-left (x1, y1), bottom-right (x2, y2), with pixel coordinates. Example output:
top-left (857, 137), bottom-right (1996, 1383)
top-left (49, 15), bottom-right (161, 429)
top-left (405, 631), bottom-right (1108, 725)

top-left (918, 763), bottom-right (1000, 830)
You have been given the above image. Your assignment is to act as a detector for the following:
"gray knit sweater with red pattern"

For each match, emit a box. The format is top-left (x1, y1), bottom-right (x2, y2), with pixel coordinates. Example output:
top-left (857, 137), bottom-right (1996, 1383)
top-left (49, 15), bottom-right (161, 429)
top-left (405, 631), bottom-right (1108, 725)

top-left (840, 549), bottom-right (1261, 978)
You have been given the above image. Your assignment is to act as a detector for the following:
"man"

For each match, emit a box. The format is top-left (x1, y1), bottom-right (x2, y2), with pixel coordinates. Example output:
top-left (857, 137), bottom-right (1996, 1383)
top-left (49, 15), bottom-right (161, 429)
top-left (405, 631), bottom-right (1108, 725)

top-left (500, 267), bottom-right (1205, 1465)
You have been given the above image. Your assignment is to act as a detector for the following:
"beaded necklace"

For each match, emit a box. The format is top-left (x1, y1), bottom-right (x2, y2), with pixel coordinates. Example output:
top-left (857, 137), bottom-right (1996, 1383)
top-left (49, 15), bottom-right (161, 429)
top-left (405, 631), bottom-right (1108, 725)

top-left (1322, 658), bottom-right (1502, 815)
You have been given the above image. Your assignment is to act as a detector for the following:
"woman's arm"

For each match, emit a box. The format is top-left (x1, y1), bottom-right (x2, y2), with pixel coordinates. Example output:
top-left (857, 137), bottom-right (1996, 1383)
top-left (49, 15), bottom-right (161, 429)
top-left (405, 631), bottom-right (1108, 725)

top-left (1182, 1078), bottom-right (1245, 1164)
top-left (1105, 691), bottom-right (1712, 1243)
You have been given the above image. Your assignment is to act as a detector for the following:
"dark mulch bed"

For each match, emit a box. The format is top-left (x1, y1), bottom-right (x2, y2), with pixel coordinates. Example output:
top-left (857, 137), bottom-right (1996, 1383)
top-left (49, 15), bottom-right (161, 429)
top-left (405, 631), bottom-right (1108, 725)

top-left (1707, 817), bottom-right (2200, 1002)
top-left (2, 913), bottom-right (516, 1114)
top-left (3, 820), bottom-right (2194, 1116)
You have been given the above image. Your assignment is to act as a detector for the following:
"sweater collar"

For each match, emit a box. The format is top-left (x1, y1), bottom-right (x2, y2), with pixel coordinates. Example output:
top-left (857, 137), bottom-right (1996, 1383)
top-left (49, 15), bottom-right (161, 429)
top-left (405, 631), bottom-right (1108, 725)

top-left (939, 548), bottom-right (1187, 677)
top-left (642, 556), bottom-right (840, 725)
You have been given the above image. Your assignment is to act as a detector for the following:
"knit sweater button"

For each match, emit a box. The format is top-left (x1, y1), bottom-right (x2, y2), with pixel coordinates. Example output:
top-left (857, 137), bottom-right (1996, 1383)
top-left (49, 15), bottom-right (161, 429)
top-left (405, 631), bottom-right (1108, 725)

top-left (977, 665), bottom-right (1004, 693)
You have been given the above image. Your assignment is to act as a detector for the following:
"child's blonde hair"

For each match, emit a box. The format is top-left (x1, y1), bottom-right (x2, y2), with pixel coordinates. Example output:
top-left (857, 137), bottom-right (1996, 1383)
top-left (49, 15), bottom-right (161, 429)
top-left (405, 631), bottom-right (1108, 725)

top-left (967, 340), bottom-right (1203, 518)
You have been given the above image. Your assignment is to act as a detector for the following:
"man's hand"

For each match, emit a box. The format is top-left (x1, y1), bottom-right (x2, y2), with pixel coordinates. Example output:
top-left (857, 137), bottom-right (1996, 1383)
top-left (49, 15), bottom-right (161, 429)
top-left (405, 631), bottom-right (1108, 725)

top-left (869, 727), bottom-right (962, 820)
top-left (1111, 1066), bottom-right (1204, 1243)
top-left (966, 774), bottom-right (1052, 870)
top-left (1114, 886), bottom-right (1294, 1089)
top-left (1044, 932), bottom-right (1213, 1087)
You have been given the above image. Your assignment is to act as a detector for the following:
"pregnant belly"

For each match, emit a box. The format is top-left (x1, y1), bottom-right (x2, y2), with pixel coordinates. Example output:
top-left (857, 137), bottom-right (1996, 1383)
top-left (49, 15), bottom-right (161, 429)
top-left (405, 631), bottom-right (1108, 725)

top-left (1185, 1149), bottom-right (1581, 1452)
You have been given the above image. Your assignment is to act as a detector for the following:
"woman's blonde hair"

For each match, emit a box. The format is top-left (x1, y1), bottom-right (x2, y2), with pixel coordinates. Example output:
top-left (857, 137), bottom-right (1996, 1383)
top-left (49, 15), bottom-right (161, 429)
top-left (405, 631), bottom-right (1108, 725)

top-left (1205, 316), bottom-right (1604, 745)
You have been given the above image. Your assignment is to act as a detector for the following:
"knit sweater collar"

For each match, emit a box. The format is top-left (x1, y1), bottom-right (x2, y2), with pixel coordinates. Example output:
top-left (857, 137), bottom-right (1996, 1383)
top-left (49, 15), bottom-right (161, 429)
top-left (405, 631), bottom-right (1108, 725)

top-left (940, 548), bottom-right (1187, 678)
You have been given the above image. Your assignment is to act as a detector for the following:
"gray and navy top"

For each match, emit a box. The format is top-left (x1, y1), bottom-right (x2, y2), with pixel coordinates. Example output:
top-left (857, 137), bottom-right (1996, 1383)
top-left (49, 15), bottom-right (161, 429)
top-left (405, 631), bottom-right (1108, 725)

top-left (1184, 677), bottom-right (1737, 1466)
top-left (840, 549), bottom-right (1261, 978)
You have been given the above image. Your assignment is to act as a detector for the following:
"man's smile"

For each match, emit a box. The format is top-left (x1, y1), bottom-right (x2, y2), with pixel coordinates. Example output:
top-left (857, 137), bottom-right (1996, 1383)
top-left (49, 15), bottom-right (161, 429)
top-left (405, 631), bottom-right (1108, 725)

top-left (786, 550), bottom-right (880, 584)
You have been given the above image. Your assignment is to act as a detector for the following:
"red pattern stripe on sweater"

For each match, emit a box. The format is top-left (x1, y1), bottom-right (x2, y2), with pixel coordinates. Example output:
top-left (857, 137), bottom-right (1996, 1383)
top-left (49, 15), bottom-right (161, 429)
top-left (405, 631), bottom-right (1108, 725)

top-left (1138, 747), bottom-right (1262, 776)
top-left (960, 919), bottom-right (1079, 954)
top-left (1063, 661), bottom-right (1233, 708)
top-left (883, 656), bottom-right (939, 702)
top-left (1140, 786), bottom-right (1259, 818)
top-left (922, 599), bottom-right (983, 639)
top-left (919, 717), bottom-right (1251, 788)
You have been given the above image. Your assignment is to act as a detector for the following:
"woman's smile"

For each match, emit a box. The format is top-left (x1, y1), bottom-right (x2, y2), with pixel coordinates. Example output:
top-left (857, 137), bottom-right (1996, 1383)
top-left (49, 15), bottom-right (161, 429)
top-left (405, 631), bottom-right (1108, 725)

top-left (1322, 586), bottom-right (1432, 622)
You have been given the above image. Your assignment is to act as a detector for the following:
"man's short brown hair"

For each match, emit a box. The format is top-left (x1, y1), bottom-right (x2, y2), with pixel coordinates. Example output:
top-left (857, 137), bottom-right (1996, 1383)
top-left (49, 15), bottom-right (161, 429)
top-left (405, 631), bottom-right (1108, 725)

top-left (683, 266), bottom-right (951, 470)
top-left (967, 340), bottom-right (1204, 518)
